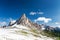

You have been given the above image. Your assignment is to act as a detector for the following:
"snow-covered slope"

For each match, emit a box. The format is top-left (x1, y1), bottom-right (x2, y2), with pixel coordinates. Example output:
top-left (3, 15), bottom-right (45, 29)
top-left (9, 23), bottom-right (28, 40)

top-left (0, 24), bottom-right (55, 40)
top-left (12, 24), bottom-right (30, 30)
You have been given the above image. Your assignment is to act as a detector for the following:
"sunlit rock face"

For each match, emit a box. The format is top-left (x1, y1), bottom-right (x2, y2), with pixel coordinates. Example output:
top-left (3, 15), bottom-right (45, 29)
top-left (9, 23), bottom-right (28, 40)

top-left (9, 13), bottom-right (41, 30)
top-left (16, 14), bottom-right (31, 26)
top-left (16, 13), bottom-right (41, 30)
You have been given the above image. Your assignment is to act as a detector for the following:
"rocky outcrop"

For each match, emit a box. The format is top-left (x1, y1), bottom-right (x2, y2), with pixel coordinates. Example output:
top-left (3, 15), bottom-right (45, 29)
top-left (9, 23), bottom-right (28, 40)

top-left (9, 13), bottom-right (41, 30)
top-left (9, 20), bottom-right (16, 26)
top-left (16, 14), bottom-right (41, 30)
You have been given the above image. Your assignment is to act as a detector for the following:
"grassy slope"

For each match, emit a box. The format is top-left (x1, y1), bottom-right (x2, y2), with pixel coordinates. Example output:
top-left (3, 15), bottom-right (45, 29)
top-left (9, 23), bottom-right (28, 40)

top-left (40, 30), bottom-right (60, 40)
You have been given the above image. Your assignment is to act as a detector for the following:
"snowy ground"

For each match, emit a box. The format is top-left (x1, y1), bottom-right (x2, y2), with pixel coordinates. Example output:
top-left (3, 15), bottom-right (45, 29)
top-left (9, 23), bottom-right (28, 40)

top-left (0, 25), bottom-right (55, 40)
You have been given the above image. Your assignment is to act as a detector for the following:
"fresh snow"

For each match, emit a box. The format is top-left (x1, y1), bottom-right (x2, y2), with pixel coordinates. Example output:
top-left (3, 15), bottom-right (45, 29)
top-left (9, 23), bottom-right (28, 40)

top-left (12, 24), bottom-right (29, 30)
top-left (0, 25), bottom-right (54, 40)
top-left (10, 20), bottom-right (16, 25)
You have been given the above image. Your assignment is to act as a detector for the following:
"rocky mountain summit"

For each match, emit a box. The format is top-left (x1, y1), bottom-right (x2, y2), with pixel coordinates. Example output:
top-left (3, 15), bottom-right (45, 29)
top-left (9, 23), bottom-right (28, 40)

top-left (9, 14), bottom-right (41, 30)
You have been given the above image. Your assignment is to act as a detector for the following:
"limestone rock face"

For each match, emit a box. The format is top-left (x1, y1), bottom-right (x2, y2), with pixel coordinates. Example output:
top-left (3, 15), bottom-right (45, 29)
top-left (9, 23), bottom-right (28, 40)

top-left (16, 14), bottom-right (41, 29)
top-left (9, 13), bottom-right (41, 30)
top-left (16, 14), bottom-right (31, 26)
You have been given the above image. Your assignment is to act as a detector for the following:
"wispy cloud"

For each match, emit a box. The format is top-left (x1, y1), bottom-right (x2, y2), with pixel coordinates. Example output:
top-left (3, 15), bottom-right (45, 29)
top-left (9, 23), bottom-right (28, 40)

top-left (34, 17), bottom-right (52, 23)
top-left (9, 18), bottom-right (16, 22)
top-left (55, 22), bottom-right (60, 25)
top-left (54, 22), bottom-right (60, 28)
top-left (0, 18), bottom-right (16, 26)
top-left (37, 12), bottom-right (44, 14)
top-left (30, 12), bottom-right (36, 15)
top-left (0, 22), bottom-right (7, 26)
top-left (58, 26), bottom-right (60, 28)
top-left (30, 11), bottom-right (44, 15)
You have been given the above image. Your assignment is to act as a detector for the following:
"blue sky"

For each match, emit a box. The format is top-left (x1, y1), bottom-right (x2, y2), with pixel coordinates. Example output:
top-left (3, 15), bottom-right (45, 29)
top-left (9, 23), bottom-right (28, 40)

top-left (0, 0), bottom-right (60, 27)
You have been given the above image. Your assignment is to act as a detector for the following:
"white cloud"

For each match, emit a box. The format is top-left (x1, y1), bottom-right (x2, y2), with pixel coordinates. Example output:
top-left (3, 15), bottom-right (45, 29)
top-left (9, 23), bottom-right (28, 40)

top-left (9, 18), bottom-right (16, 22)
top-left (37, 12), bottom-right (44, 14)
top-left (30, 11), bottom-right (44, 15)
top-left (55, 22), bottom-right (60, 24)
top-left (54, 22), bottom-right (60, 28)
top-left (30, 12), bottom-right (36, 15)
top-left (58, 26), bottom-right (60, 28)
top-left (34, 17), bottom-right (52, 23)
top-left (0, 22), bottom-right (7, 26)
top-left (0, 18), bottom-right (16, 26)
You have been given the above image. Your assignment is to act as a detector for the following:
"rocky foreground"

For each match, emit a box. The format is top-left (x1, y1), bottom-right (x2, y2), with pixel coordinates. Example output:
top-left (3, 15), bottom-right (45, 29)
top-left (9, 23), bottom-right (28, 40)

top-left (0, 25), bottom-right (55, 40)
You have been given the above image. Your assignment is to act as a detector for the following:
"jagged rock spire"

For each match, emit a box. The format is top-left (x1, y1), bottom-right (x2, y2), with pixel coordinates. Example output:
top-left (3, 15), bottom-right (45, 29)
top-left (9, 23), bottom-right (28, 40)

top-left (16, 13), bottom-right (28, 25)
top-left (21, 13), bottom-right (26, 18)
top-left (9, 13), bottom-right (41, 30)
top-left (20, 13), bottom-right (27, 20)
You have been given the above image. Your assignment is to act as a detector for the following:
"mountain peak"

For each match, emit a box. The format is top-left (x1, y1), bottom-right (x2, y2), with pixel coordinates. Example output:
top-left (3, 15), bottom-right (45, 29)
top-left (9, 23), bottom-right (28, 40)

top-left (16, 13), bottom-right (28, 25)
top-left (9, 13), bottom-right (41, 30)
top-left (21, 13), bottom-right (26, 19)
